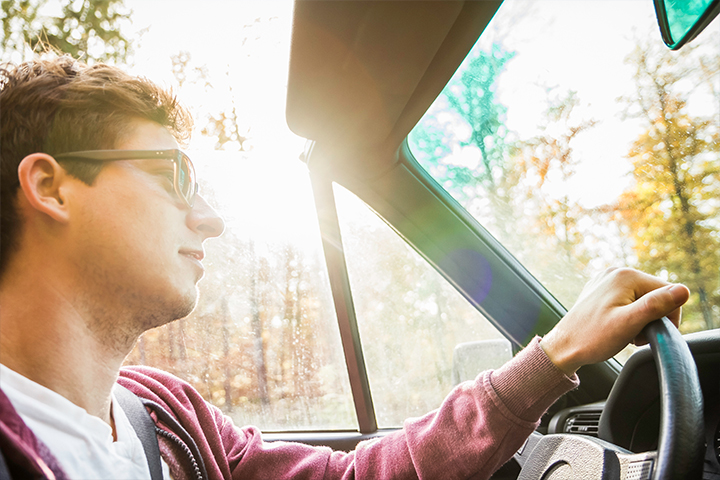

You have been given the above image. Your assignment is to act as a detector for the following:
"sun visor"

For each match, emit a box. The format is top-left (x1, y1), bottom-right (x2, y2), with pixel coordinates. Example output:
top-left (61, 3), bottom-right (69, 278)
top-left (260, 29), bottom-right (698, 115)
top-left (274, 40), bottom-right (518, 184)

top-left (286, 0), bottom-right (502, 175)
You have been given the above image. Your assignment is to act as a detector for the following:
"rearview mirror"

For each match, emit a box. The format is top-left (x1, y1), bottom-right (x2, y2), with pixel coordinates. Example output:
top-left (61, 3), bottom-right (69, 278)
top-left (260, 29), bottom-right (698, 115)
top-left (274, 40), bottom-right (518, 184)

top-left (653, 0), bottom-right (720, 50)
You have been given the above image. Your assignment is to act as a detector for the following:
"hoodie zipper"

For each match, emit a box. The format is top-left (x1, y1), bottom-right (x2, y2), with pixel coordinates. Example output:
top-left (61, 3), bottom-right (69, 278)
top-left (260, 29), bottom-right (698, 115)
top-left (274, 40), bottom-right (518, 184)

top-left (155, 427), bottom-right (203, 480)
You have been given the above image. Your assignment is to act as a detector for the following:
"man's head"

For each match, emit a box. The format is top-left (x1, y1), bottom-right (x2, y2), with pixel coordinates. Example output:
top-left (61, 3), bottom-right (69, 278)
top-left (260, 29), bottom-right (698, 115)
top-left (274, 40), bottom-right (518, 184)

top-left (0, 55), bottom-right (224, 347)
top-left (0, 54), bottom-right (192, 276)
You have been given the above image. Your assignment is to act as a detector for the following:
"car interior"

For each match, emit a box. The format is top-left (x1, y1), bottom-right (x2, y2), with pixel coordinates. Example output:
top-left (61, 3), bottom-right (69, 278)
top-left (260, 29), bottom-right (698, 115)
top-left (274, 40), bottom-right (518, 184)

top-left (277, 1), bottom-right (720, 479)
top-left (65, 0), bottom-right (719, 478)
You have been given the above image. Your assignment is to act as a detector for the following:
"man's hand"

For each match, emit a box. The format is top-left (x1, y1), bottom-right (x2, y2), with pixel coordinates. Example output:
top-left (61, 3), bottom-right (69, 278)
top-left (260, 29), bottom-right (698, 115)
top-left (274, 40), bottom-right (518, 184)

top-left (539, 267), bottom-right (690, 376)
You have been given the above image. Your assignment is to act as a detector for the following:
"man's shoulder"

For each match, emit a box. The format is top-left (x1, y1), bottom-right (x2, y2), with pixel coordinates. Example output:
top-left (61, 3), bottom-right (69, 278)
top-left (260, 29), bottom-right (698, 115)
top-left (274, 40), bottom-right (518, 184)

top-left (117, 365), bottom-right (207, 412)
top-left (119, 365), bottom-right (187, 385)
top-left (118, 365), bottom-right (190, 393)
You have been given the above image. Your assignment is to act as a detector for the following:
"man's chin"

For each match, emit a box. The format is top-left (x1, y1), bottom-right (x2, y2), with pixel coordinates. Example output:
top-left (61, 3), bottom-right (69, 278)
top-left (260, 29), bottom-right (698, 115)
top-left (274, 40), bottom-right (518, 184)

top-left (140, 288), bottom-right (199, 331)
top-left (169, 288), bottom-right (200, 322)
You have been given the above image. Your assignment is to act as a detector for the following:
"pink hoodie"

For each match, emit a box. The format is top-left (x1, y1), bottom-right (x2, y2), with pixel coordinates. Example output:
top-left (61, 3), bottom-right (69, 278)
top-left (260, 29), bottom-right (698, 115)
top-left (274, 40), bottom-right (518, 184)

top-left (0, 337), bottom-right (577, 480)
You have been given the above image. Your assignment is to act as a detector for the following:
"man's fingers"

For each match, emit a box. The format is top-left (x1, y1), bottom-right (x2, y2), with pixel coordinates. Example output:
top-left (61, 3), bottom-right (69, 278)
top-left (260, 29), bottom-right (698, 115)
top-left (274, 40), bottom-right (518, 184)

top-left (626, 283), bottom-right (689, 326)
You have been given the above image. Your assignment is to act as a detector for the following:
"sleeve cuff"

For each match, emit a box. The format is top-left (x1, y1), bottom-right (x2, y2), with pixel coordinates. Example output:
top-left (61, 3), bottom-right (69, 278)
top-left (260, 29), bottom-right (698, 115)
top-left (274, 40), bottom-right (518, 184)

top-left (489, 336), bottom-right (579, 423)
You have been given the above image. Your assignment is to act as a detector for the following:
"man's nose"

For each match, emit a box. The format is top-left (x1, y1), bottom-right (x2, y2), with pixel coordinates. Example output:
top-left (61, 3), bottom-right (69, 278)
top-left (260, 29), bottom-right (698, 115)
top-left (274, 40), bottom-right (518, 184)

top-left (188, 194), bottom-right (225, 239)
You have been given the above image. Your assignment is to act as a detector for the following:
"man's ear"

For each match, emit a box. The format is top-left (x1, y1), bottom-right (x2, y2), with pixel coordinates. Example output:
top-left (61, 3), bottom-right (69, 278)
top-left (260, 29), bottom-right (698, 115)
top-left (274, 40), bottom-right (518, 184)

top-left (17, 153), bottom-right (72, 224)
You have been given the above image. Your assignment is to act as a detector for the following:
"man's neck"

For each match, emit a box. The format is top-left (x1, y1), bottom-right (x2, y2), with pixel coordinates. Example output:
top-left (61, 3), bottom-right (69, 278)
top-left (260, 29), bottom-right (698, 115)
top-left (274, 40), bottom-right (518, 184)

top-left (0, 272), bottom-right (135, 426)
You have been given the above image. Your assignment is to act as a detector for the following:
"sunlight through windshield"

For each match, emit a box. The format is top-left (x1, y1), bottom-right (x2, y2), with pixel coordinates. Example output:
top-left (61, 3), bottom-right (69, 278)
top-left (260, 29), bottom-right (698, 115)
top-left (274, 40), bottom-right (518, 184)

top-left (409, 0), bottom-right (720, 355)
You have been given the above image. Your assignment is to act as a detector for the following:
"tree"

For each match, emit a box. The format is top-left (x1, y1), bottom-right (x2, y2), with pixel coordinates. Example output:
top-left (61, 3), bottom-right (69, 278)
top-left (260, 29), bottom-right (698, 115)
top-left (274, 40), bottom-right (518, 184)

top-left (169, 52), bottom-right (251, 152)
top-left (506, 90), bottom-right (600, 305)
top-left (410, 42), bottom-right (525, 251)
top-left (411, 44), bottom-right (602, 307)
top-left (1, 0), bottom-right (131, 63)
top-left (334, 184), bottom-right (508, 425)
top-left (168, 17), bottom-right (281, 152)
top-left (445, 44), bottom-right (516, 190)
top-left (202, 90), bottom-right (251, 151)
top-left (411, 43), bottom-right (515, 199)
top-left (615, 40), bottom-right (720, 332)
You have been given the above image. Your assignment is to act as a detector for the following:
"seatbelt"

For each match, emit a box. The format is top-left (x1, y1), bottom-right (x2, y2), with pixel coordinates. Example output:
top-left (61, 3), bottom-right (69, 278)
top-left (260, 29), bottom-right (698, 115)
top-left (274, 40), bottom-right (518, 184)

top-left (114, 385), bottom-right (164, 480)
top-left (0, 448), bottom-right (10, 480)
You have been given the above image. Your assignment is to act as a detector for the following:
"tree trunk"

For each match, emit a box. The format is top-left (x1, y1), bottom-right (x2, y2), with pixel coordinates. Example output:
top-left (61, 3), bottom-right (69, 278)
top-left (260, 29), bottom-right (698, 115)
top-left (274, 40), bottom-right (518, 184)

top-left (250, 256), bottom-right (270, 406)
top-left (663, 124), bottom-right (714, 330)
top-left (220, 297), bottom-right (233, 412)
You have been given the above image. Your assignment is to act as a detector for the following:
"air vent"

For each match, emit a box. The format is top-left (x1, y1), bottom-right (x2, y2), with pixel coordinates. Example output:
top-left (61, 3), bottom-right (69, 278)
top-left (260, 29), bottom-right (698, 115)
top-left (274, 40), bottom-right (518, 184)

top-left (564, 412), bottom-right (601, 437)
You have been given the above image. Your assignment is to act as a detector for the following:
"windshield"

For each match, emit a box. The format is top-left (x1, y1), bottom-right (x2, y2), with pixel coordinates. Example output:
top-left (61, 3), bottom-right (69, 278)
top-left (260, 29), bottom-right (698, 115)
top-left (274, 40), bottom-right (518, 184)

top-left (409, 0), bottom-right (720, 360)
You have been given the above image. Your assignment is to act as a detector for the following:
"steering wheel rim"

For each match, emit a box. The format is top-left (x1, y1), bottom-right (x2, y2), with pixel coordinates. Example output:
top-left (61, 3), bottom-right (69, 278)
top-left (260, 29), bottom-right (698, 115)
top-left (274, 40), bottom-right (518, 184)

top-left (642, 316), bottom-right (704, 480)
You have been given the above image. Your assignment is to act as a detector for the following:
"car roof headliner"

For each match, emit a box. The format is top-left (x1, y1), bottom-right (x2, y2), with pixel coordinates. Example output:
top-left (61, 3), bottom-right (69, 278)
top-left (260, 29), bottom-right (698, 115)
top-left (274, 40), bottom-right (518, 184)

top-left (286, 0), bottom-right (503, 177)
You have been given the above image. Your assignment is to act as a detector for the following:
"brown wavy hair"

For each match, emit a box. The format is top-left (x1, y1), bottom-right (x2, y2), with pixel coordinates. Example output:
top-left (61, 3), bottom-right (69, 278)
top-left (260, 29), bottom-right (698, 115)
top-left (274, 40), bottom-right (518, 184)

top-left (0, 54), bottom-right (193, 275)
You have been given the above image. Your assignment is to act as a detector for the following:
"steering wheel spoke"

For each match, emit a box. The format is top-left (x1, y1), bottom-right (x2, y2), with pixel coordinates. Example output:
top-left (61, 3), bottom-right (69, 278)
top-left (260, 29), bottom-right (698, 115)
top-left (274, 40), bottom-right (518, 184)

top-left (517, 434), bottom-right (655, 479)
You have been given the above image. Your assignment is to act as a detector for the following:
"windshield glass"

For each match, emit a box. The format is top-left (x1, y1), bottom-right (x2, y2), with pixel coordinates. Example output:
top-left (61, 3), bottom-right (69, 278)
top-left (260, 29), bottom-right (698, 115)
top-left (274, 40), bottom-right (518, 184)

top-left (409, 0), bottom-right (720, 357)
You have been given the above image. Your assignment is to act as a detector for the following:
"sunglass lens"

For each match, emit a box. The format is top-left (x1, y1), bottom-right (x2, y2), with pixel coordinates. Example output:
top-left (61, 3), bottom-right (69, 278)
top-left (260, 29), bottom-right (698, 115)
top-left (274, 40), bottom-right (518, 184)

top-left (179, 153), bottom-right (196, 205)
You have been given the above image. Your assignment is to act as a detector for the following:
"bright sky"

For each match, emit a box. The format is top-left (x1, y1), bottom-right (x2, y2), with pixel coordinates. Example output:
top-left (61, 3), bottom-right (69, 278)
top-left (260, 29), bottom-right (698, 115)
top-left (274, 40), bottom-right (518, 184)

top-left (125, 0), bottom-right (313, 248)
top-left (462, 0), bottom-right (667, 207)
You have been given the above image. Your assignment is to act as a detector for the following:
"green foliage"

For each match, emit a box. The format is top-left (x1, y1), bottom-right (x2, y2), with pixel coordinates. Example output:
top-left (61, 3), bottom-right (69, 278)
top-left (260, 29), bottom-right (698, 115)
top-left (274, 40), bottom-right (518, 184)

top-left (410, 43), bottom-right (515, 198)
top-left (1, 0), bottom-right (131, 63)
top-left (445, 44), bottom-right (516, 188)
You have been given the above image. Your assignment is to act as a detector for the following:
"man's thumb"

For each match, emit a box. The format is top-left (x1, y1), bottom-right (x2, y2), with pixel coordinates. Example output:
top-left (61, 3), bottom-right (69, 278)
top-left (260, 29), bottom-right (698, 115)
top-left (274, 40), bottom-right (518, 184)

top-left (634, 284), bottom-right (690, 323)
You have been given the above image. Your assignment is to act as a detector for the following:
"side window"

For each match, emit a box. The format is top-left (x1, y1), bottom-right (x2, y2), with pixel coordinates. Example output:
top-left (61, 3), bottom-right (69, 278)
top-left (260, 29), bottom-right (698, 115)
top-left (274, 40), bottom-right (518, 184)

top-left (125, 154), bottom-right (356, 431)
top-left (334, 184), bottom-right (508, 427)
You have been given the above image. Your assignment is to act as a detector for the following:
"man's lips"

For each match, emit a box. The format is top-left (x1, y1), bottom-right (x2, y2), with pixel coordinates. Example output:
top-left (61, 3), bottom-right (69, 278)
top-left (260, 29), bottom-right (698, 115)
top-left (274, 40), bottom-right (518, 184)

top-left (179, 249), bottom-right (205, 269)
top-left (179, 248), bottom-right (204, 260)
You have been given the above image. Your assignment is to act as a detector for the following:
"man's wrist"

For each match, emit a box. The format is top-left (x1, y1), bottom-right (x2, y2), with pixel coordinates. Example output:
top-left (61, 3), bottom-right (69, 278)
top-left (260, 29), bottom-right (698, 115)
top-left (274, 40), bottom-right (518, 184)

top-left (539, 333), bottom-right (580, 377)
top-left (490, 337), bottom-right (580, 422)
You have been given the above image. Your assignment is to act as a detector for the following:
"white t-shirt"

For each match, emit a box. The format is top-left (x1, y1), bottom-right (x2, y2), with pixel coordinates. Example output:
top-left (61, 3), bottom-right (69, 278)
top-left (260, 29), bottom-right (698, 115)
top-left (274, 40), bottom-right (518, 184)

top-left (0, 364), bottom-right (172, 480)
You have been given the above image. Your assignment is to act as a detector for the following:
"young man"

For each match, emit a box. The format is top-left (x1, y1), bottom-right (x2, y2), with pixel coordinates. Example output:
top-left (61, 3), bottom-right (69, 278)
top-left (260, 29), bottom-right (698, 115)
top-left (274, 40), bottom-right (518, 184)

top-left (0, 55), bottom-right (690, 480)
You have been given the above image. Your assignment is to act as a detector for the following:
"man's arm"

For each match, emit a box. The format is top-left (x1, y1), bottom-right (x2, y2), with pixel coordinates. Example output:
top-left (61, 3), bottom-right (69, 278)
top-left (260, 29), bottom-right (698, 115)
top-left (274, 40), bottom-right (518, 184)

top-left (120, 268), bottom-right (689, 480)
top-left (223, 338), bottom-right (576, 480)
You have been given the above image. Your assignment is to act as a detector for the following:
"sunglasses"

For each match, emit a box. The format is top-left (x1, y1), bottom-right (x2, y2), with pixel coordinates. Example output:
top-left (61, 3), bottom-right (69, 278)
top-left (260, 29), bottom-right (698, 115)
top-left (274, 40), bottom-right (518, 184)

top-left (54, 149), bottom-right (198, 208)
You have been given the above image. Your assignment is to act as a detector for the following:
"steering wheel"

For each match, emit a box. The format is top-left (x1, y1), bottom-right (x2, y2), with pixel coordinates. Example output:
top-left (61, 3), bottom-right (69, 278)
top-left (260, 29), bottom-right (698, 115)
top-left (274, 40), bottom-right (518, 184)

top-left (515, 317), bottom-right (704, 479)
